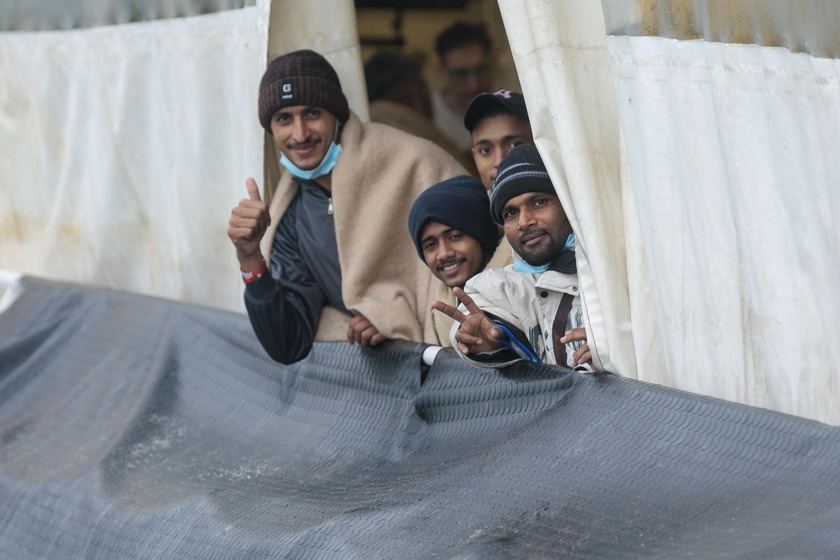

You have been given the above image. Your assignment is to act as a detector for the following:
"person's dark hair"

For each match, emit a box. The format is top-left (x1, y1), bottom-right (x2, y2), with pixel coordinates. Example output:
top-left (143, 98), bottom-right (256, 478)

top-left (364, 52), bottom-right (422, 102)
top-left (435, 21), bottom-right (492, 61)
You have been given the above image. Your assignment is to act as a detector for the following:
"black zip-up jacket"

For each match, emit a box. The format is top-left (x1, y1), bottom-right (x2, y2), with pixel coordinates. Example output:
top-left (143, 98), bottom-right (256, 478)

top-left (244, 180), bottom-right (350, 364)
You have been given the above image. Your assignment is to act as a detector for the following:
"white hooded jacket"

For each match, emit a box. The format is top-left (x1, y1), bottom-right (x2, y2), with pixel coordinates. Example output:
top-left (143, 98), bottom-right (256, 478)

top-left (450, 264), bottom-right (589, 369)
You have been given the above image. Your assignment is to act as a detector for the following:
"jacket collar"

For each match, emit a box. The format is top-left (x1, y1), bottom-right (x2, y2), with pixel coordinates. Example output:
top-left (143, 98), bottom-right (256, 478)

top-left (548, 247), bottom-right (577, 275)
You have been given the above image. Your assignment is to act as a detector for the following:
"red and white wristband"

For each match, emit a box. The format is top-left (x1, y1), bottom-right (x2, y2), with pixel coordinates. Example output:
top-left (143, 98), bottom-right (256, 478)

top-left (241, 260), bottom-right (268, 285)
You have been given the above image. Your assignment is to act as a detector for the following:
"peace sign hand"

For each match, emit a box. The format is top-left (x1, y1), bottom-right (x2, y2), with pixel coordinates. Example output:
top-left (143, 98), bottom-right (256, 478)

top-left (432, 287), bottom-right (505, 355)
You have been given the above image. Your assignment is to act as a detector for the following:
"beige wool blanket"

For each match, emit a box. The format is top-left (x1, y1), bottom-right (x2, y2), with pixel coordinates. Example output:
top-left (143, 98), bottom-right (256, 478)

top-left (260, 112), bottom-right (467, 345)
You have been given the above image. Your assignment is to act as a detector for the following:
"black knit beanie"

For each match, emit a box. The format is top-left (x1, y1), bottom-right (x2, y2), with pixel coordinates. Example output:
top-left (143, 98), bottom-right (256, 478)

top-left (408, 175), bottom-right (499, 260)
top-left (258, 49), bottom-right (350, 133)
top-left (490, 145), bottom-right (555, 225)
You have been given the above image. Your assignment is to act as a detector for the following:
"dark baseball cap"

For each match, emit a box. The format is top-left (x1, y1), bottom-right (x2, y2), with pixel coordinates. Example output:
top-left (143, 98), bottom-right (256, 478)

top-left (463, 89), bottom-right (529, 132)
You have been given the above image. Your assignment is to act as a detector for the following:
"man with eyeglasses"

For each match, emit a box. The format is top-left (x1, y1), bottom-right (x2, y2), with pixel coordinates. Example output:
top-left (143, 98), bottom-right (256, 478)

top-left (432, 21), bottom-right (496, 159)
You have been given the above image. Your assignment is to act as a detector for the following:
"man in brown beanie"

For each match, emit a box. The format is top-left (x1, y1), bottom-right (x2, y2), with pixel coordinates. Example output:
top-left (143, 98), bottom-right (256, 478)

top-left (227, 49), bottom-right (466, 364)
top-left (432, 145), bottom-right (598, 371)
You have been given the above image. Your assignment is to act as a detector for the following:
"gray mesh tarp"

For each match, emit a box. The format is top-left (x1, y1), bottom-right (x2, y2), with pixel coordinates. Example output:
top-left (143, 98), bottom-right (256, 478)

top-left (1, 277), bottom-right (839, 559)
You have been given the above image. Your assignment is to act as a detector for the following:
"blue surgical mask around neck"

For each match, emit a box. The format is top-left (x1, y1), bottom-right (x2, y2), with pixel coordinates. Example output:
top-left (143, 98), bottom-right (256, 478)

top-left (280, 141), bottom-right (343, 180)
top-left (513, 256), bottom-right (550, 274)
top-left (512, 233), bottom-right (576, 273)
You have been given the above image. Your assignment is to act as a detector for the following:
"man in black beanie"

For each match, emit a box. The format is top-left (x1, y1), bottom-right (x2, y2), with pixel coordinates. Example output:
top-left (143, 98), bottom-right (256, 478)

top-left (408, 175), bottom-right (502, 346)
top-left (433, 145), bottom-right (597, 370)
top-left (409, 175), bottom-right (499, 289)
top-left (227, 49), bottom-right (467, 364)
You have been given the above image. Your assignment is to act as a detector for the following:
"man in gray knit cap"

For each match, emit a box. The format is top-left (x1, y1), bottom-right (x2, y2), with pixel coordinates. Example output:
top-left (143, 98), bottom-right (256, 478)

top-left (227, 49), bottom-right (466, 364)
top-left (433, 145), bottom-right (597, 370)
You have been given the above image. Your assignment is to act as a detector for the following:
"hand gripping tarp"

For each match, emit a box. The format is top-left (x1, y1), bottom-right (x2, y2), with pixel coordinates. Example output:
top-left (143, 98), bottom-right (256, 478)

top-left (1, 278), bottom-right (840, 559)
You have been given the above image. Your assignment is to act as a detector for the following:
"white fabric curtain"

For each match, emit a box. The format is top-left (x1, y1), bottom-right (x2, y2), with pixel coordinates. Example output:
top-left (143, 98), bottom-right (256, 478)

top-left (610, 36), bottom-right (840, 424)
top-left (497, 0), bottom-right (840, 424)
top-left (0, 0), bottom-right (255, 31)
top-left (0, 7), bottom-right (265, 312)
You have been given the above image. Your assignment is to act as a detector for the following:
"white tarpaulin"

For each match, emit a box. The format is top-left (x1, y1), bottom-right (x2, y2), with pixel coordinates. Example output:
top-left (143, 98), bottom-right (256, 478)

top-left (609, 36), bottom-right (840, 422)
top-left (0, 0), bottom-right (255, 31)
top-left (0, 6), bottom-right (265, 312)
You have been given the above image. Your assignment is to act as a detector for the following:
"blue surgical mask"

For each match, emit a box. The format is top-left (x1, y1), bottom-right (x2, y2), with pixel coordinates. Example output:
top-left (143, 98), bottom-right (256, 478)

top-left (513, 256), bottom-right (550, 274)
top-left (280, 141), bottom-right (343, 180)
top-left (513, 234), bottom-right (576, 273)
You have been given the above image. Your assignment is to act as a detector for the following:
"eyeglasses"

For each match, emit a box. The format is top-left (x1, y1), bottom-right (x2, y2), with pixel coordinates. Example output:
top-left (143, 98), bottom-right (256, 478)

top-left (445, 63), bottom-right (493, 83)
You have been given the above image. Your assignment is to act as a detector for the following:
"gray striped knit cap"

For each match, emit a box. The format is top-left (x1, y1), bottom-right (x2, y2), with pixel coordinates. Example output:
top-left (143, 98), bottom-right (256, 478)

top-left (258, 50), bottom-right (350, 133)
top-left (490, 145), bottom-right (555, 225)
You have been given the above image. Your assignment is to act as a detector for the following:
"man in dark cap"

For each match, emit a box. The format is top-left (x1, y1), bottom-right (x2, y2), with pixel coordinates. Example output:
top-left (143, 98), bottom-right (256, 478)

top-left (227, 49), bottom-right (466, 364)
top-left (432, 145), bottom-right (597, 370)
top-left (463, 89), bottom-right (534, 190)
top-left (408, 175), bottom-right (500, 346)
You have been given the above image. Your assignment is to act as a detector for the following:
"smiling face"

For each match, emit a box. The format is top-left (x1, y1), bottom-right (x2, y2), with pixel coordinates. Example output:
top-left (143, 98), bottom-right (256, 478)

top-left (270, 105), bottom-right (338, 171)
top-left (501, 192), bottom-right (572, 266)
top-left (471, 114), bottom-right (534, 189)
top-left (420, 221), bottom-right (487, 288)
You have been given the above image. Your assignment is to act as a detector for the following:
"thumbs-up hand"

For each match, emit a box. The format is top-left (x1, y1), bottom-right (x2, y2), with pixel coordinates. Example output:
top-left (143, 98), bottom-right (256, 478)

top-left (227, 177), bottom-right (271, 271)
top-left (245, 176), bottom-right (262, 202)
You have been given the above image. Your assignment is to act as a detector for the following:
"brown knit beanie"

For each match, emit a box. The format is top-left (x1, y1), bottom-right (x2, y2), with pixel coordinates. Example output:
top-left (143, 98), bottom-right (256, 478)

top-left (258, 50), bottom-right (350, 133)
